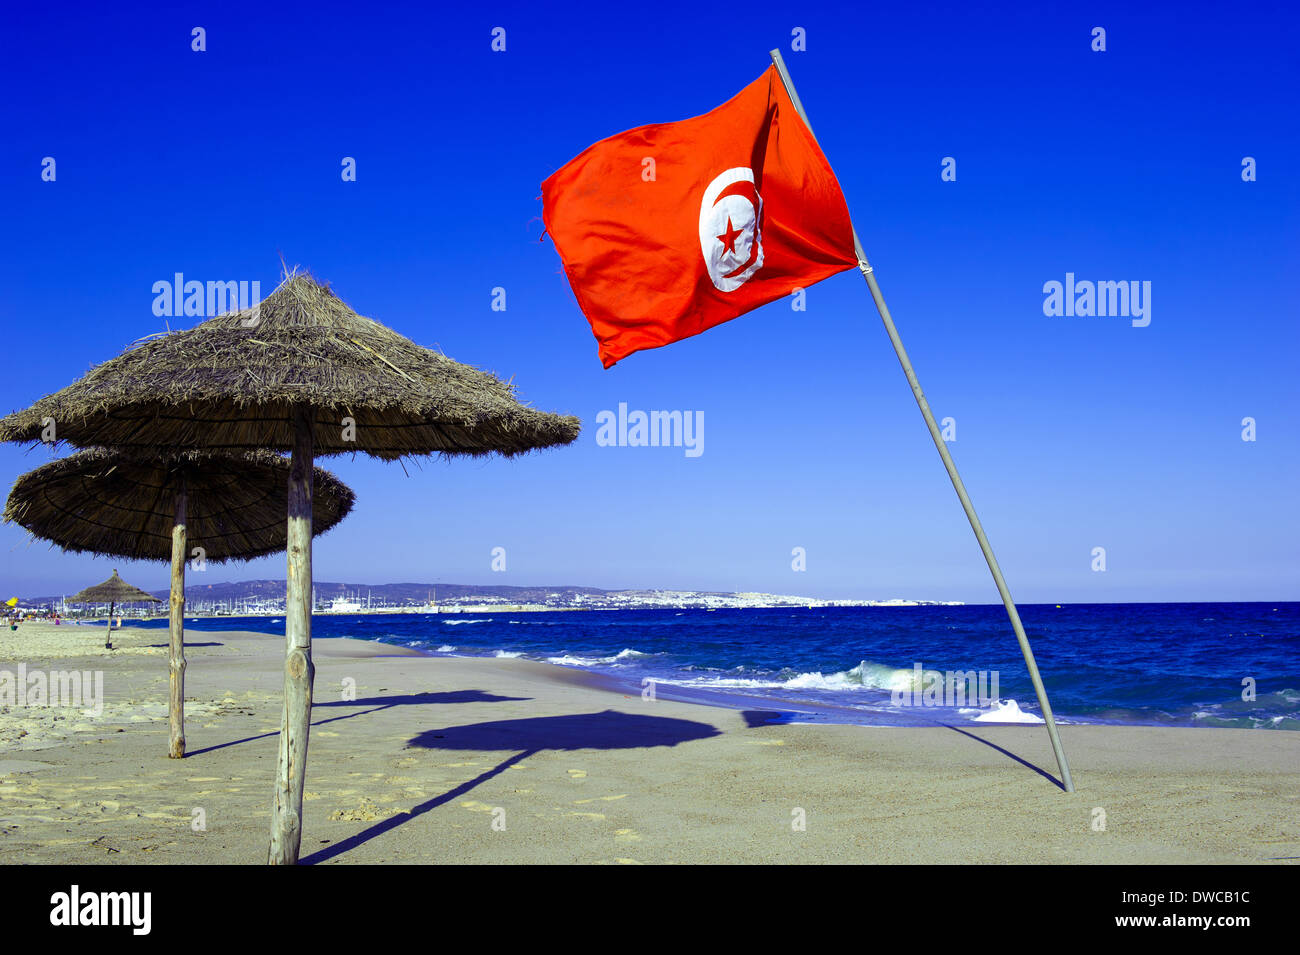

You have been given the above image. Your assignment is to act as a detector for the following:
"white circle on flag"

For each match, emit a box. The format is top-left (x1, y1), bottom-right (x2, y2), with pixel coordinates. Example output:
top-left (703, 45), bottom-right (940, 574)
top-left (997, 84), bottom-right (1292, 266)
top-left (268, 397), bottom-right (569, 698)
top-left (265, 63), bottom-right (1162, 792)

top-left (699, 167), bottom-right (764, 292)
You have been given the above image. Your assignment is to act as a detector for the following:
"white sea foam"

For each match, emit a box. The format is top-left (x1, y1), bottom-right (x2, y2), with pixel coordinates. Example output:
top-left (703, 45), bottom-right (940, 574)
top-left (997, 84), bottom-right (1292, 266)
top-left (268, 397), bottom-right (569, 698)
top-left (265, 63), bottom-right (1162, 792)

top-left (443, 619), bottom-right (490, 625)
top-left (846, 661), bottom-right (921, 691)
top-left (779, 661), bottom-right (918, 692)
top-left (658, 659), bottom-right (918, 693)
top-left (493, 650), bottom-right (524, 658)
top-left (663, 676), bottom-right (784, 689)
top-left (435, 644), bottom-right (457, 653)
top-left (547, 654), bottom-right (600, 667)
top-left (973, 699), bottom-right (1044, 723)
top-left (782, 671), bottom-right (854, 690)
top-left (546, 648), bottom-right (652, 668)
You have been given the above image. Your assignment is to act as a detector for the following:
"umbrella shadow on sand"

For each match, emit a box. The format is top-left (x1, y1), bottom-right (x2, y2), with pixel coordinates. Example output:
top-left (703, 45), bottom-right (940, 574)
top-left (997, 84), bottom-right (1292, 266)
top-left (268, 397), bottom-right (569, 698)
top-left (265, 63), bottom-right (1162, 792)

top-left (300, 709), bottom-right (720, 865)
top-left (186, 690), bottom-right (528, 758)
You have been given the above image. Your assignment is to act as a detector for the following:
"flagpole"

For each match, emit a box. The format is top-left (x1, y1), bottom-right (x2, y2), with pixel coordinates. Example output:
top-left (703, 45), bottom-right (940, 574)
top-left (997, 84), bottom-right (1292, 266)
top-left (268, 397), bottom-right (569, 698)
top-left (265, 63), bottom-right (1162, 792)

top-left (769, 49), bottom-right (1075, 793)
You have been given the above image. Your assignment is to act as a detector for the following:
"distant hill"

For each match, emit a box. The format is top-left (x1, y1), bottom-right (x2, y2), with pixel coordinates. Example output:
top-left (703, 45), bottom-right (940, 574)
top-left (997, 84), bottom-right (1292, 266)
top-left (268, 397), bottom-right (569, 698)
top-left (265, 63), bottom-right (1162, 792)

top-left (23, 579), bottom-right (957, 611)
top-left (25, 580), bottom-right (611, 606)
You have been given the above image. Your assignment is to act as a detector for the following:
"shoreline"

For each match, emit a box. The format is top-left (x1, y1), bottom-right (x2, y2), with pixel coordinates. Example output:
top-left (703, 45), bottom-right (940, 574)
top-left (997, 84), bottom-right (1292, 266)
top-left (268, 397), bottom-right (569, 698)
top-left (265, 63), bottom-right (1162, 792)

top-left (31, 613), bottom-right (1299, 733)
top-left (1, 621), bottom-right (1296, 864)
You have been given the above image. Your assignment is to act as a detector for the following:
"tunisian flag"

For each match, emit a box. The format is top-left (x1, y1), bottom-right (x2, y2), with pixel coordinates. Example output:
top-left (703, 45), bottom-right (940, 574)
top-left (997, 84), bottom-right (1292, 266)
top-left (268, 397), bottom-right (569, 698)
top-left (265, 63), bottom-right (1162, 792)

top-left (542, 66), bottom-right (859, 368)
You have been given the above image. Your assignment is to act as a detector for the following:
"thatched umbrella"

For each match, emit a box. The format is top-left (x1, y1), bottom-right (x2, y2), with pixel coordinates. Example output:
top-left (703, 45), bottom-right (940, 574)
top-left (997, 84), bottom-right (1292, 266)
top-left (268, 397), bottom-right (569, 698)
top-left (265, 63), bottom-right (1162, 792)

top-left (0, 269), bottom-right (580, 864)
top-left (66, 569), bottom-right (161, 648)
top-left (4, 447), bottom-right (356, 758)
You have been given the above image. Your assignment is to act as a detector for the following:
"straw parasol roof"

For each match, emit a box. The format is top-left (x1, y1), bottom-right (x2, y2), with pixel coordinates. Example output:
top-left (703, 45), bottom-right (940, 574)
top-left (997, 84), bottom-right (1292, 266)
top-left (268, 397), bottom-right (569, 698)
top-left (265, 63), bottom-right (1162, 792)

top-left (4, 448), bottom-right (355, 564)
top-left (67, 569), bottom-right (161, 605)
top-left (0, 271), bottom-right (580, 460)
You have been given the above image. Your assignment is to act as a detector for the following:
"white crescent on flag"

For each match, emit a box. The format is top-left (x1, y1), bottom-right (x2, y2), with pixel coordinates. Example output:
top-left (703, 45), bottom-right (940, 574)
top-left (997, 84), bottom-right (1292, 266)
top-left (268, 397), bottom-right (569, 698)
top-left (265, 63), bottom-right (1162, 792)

top-left (699, 167), bottom-right (764, 292)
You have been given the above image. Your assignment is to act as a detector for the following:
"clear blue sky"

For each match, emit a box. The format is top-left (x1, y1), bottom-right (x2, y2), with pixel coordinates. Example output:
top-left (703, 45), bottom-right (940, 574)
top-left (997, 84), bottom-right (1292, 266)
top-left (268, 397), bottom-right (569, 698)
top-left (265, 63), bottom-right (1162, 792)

top-left (1, 1), bottom-right (1296, 603)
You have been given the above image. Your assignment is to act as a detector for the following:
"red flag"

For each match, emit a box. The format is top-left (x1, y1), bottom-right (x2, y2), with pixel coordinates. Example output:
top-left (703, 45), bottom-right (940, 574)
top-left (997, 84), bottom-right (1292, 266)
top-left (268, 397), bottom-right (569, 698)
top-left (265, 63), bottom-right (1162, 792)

top-left (542, 66), bottom-right (859, 368)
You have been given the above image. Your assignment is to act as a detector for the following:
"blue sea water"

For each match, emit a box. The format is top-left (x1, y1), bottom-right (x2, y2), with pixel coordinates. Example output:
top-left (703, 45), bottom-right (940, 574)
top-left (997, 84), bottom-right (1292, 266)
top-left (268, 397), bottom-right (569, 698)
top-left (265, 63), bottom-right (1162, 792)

top-left (129, 603), bottom-right (1299, 730)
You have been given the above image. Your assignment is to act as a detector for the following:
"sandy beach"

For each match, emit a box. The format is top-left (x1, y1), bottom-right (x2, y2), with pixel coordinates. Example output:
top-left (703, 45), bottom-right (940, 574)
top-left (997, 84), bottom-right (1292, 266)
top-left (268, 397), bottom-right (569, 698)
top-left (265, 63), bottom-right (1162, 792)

top-left (0, 620), bottom-right (1295, 865)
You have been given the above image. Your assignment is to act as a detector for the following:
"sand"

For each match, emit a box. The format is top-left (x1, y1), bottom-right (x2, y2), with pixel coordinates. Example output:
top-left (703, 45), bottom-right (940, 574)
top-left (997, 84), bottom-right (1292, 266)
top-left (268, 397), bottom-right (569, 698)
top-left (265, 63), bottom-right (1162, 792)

top-left (0, 620), bottom-right (1295, 864)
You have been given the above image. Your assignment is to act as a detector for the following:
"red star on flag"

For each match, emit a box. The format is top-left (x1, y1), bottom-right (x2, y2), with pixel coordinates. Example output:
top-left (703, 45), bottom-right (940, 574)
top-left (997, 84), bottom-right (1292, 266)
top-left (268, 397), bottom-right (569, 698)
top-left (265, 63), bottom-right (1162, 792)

top-left (716, 216), bottom-right (743, 255)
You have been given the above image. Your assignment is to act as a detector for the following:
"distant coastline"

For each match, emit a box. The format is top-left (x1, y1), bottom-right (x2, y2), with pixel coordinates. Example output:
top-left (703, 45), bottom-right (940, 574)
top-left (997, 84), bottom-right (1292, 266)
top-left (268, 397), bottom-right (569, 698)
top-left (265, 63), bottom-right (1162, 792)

top-left (19, 579), bottom-right (963, 617)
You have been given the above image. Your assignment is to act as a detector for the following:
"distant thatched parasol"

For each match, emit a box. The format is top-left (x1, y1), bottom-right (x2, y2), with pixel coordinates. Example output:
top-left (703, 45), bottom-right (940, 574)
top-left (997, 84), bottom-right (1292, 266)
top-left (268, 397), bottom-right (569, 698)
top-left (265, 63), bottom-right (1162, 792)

top-left (66, 569), bottom-right (161, 649)
top-left (0, 269), bottom-right (580, 864)
top-left (68, 567), bottom-right (160, 605)
top-left (4, 447), bottom-right (356, 758)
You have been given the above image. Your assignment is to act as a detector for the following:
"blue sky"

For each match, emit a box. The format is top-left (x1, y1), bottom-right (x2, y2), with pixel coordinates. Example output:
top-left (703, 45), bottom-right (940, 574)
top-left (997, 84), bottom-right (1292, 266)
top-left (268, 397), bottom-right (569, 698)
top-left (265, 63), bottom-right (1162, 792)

top-left (1, 1), bottom-right (1296, 603)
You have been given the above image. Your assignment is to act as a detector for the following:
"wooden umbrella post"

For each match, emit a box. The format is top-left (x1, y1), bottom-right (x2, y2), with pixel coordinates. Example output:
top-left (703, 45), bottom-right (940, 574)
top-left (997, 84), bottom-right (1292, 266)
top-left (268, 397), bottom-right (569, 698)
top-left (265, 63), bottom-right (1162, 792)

top-left (269, 406), bottom-right (316, 865)
top-left (168, 482), bottom-right (187, 759)
top-left (105, 600), bottom-right (114, 649)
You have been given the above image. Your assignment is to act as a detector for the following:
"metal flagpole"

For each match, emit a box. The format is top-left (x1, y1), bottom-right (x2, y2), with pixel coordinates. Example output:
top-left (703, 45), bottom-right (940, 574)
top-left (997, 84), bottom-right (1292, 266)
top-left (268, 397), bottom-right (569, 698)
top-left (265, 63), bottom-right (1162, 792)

top-left (769, 48), bottom-right (1075, 793)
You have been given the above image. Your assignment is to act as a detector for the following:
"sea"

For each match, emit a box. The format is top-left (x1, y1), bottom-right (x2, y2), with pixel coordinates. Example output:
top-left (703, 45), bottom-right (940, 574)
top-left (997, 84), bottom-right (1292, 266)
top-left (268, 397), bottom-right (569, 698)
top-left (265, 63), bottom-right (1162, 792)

top-left (126, 602), bottom-right (1299, 730)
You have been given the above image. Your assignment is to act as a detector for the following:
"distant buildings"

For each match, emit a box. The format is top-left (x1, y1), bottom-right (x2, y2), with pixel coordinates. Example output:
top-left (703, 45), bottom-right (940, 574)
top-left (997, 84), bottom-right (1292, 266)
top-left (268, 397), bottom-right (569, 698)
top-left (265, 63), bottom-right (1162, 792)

top-left (23, 583), bottom-right (961, 617)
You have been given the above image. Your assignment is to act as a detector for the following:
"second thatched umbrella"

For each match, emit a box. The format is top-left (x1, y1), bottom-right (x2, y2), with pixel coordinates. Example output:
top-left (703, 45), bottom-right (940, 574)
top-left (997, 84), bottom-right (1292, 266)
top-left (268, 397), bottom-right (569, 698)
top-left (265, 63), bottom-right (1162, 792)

top-left (4, 447), bottom-right (356, 758)
top-left (66, 568), bottom-right (161, 648)
top-left (0, 269), bottom-right (580, 864)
